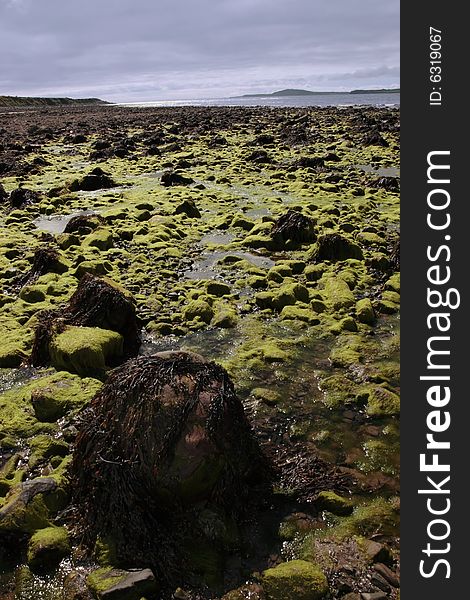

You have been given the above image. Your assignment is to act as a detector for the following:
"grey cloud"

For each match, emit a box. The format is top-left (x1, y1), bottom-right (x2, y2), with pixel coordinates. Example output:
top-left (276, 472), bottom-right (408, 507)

top-left (0, 0), bottom-right (399, 101)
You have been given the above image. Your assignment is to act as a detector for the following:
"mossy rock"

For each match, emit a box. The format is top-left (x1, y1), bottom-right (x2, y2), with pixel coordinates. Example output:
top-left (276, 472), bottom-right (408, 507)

top-left (0, 478), bottom-right (57, 535)
top-left (83, 228), bottom-right (114, 251)
top-left (315, 491), bottom-right (353, 516)
top-left (323, 497), bottom-right (400, 539)
top-left (27, 526), bottom-right (70, 571)
top-left (87, 567), bottom-right (158, 600)
top-left (366, 386), bottom-right (400, 417)
top-left (49, 326), bottom-right (124, 377)
top-left (319, 375), bottom-right (357, 409)
top-left (19, 285), bottom-right (47, 303)
top-left (206, 281), bottom-right (231, 297)
top-left (280, 305), bottom-right (319, 324)
top-left (261, 560), bottom-right (328, 600)
top-left (28, 435), bottom-right (69, 470)
top-left (355, 298), bottom-right (376, 325)
top-left (321, 276), bottom-right (355, 310)
top-left (251, 387), bottom-right (282, 406)
top-left (29, 371), bottom-right (102, 422)
top-left (211, 308), bottom-right (238, 329)
top-left (183, 299), bottom-right (214, 324)
top-left (385, 273), bottom-right (400, 293)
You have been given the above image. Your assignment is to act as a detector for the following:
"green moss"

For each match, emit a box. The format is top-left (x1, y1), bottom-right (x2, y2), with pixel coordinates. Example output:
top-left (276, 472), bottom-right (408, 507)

top-left (315, 491), bottom-right (353, 516)
top-left (280, 305), bottom-right (319, 324)
top-left (261, 560), bottom-right (328, 600)
top-left (205, 281), bottom-right (231, 297)
top-left (19, 285), bottom-right (47, 303)
top-left (321, 276), bottom-right (355, 310)
top-left (355, 298), bottom-right (376, 325)
top-left (82, 228), bottom-right (114, 250)
top-left (49, 326), bottom-right (123, 376)
top-left (29, 371), bottom-right (102, 422)
top-left (385, 273), bottom-right (400, 293)
top-left (319, 375), bottom-right (358, 409)
top-left (211, 308), bottom-right (238, 329)
top-left (0, 489), bottom-right (52, 534)
top-left (183, 299), bottom-right (214, 324)
top-left (27, 526), bottom-right (70, 570)
top-left (251, 387), bottom-right (282, 406)
top-left (322, 497), bottom-right (400, 539)
top-left (28, 435), bottom-right (69, 470)
top-left (366, 385), bottom-right (400, 417)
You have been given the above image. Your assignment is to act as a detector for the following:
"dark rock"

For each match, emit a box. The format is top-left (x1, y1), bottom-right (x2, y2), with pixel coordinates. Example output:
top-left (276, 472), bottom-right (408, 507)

top-left (70, 134), bottom-right (87, 144)
top-left (9, 187), bottom-right (41, 209)
top-left (374, 176), bottom-right (399, 192)
top-left (312, 233), bottom-right (363, 262)
top-left (87, 568), bottom-right (158, 600)
top-left (373, 563), bottom-right (400, 588)
top-left (31, 273), bottom-right (141, 366)
top-left (174, 199), bottom-right (201, 218)
top-left (160, 170), bottom-right (194, 186)
top-left (69, 168), bottom-right (116, 192)
top-left (254, 133), bottom-right (275, 145)
top-left (294, 156), bottom-right (325, 169)
top-left (362, 131), bottom-right (389, 147)
top-left (69, 351), bottom-right (266, 584)
top-left (246, 149), bottom-right (272, 164)
top-left (64, 214), bottom-right (106, 234)
top-left (271, 209), bottom-right (316, 245)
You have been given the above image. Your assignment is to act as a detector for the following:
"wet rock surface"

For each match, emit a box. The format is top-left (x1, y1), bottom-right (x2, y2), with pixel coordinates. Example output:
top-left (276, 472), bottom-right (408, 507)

top-left (0, 104), bottom-right (399, 599)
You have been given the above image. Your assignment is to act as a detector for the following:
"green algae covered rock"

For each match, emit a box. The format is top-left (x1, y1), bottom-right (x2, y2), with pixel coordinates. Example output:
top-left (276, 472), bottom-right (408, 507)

top-left (27, 526), bottom-right (70, 570)
top-left (0, 478), bottom-right (57, 535)
top-left (49, 326), bottom-right (123, 376)
top-left (29, 371), bottom-right (102, 422)
top-left (321, 276), bottom-right (355, 310)
top-left (280, 305), bottom-right (319, 324)
top-left (315, 491), bottom-right (353, 516)
top-left (262, 560), bottom-right (328, 600)
top-left (183, 299), bottom-right (214, 324)
top-left (366, 385), bottom-right (400, 417)
top-left (87, 567), bottom-right (158, 600)
top-left (355, 298), bottom-right (376, 325)
top-left (211, 308), bottom-right (238, 328)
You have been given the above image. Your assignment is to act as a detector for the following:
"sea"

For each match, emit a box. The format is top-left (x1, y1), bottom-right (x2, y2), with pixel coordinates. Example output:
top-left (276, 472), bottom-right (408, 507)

top-left (117, 92), bottom-right (399, 109)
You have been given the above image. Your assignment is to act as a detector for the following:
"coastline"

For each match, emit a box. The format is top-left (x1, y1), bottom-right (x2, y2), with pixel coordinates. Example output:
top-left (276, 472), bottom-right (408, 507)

top-left (0, 104), bottom-right (400, 599)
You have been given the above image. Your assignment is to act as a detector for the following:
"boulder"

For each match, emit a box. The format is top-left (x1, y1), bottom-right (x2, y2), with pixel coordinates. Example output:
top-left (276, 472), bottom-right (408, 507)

top-left (261, 560), bottom-right (328, 600)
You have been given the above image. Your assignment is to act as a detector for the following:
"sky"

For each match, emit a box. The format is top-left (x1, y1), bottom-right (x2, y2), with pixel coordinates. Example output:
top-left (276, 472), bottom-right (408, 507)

top-left (0, 0), bottom-right (399, 102)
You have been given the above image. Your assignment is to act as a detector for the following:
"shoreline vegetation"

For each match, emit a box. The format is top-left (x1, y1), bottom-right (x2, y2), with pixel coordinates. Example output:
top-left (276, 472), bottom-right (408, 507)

top-left (0, 104), bottom-right (400, 600)
top-left (0, 96), bottom-right (109, 108)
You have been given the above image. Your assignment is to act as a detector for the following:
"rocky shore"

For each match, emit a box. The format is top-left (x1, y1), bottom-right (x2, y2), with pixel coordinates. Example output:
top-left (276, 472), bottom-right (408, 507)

top-left (0, 105), bottom-right (400, 600)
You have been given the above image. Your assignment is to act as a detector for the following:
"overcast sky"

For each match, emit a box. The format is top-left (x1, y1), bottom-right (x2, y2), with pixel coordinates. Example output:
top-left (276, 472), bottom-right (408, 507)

top-left (0, 0), bottom-right (399, 102)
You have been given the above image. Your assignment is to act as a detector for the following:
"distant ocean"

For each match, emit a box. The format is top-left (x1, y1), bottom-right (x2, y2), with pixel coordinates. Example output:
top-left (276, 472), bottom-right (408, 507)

top-left (117, 92), bottom-right (400, 109)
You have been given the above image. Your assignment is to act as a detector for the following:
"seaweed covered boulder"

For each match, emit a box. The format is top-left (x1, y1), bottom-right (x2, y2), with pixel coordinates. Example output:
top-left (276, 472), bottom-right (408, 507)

top-left (310, 233), bottom-right (363, 262)
top-left (271, 210), bottom-right (316, 247)
top-left (18, 246), bottom-right (70, 288)
top-left (68, 351), bottom-right (266, 585)
top-left (69, 167), bottom-right (116, 192)
top-left (31, 274), bottom-right (141, 370)
top-left (8, 188), bottom-right (41, 210)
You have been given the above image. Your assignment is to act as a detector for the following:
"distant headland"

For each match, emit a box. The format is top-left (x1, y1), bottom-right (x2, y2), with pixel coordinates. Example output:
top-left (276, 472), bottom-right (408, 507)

top-left (234, 88), bottom-right (400, 98)
top-left (0, 96), bottom-right (109, 108)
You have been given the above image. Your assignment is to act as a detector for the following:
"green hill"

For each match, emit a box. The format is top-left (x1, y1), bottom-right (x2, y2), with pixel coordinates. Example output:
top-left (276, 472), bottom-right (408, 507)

top-left (0, 96), bottom-right (109, 108)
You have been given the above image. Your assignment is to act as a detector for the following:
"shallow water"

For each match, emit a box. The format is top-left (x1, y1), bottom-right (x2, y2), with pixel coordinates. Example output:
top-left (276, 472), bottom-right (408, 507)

top-left (184, 250), bottom-right (275, 280)
top-left (33, 210), bottom-right (97, 234)
top-left (355, 164), bottom-right (400, 178)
